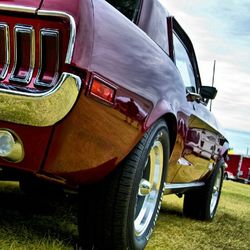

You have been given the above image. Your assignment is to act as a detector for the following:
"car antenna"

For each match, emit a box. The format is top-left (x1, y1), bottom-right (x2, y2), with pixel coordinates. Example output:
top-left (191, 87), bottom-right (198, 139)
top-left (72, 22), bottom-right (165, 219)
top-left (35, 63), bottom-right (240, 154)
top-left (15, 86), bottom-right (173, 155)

top-left (210, 60), bottom-right (216, 111)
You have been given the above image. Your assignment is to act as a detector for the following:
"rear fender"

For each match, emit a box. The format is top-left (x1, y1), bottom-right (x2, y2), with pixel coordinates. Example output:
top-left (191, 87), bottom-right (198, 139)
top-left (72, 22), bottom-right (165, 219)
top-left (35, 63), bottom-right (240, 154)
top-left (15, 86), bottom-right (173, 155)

top-left (145, 99), bottom-right (177, 153)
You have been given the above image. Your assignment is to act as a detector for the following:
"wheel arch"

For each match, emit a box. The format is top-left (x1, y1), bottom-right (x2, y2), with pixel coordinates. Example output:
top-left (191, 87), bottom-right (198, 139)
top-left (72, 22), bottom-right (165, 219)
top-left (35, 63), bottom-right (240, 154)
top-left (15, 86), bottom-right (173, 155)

top-left (161, 113), bottom-right (177, 155)
top-left (145, 101), bottom-right (177, 156)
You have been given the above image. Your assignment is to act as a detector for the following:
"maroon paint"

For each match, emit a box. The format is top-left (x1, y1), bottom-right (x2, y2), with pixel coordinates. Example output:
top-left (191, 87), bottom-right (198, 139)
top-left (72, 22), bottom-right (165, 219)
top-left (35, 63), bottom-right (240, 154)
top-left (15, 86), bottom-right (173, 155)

top-left (0, 0), bottom-right (42, 9)
top-left (0, 120), bottom-right (53, 172)
top-left (40, 0), bottom-right (94, 70)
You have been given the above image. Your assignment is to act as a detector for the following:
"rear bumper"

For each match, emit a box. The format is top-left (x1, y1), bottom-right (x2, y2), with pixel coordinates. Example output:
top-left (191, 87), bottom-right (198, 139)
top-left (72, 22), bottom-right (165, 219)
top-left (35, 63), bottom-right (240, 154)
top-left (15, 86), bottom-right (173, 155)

top-left (0, 71), bottom-right (146, 186)
top-left (0, 73), bottom-right (81, 127)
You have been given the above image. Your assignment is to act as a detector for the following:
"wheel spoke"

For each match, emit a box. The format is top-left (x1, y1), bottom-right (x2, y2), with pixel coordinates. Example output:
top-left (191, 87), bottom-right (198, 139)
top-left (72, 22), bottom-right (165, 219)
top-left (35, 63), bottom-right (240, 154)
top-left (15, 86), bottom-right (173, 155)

top-left (149, 148), bottom-right (156, 185)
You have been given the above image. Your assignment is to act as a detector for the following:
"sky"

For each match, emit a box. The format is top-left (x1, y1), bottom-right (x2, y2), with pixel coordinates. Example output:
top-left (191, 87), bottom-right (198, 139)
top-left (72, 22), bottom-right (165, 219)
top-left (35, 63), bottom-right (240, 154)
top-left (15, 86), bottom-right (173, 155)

top-left (160, 0), bottom-right (250, 133)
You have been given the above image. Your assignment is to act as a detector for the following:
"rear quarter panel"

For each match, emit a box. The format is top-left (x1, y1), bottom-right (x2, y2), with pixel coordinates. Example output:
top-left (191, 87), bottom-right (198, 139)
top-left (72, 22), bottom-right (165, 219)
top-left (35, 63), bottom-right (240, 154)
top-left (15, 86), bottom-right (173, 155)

top-left (41, 0), bottom-right (187, 184)
top-left (40, 0), bottom-right (228, 185)
top-left (39, 0), bottom-right (94, 69)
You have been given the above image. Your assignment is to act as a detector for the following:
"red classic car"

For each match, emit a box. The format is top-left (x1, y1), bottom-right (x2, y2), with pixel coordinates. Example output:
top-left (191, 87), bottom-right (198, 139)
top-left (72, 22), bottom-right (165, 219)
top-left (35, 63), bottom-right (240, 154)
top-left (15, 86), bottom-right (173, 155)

top-left (0, 0), bottom-right (228, 249)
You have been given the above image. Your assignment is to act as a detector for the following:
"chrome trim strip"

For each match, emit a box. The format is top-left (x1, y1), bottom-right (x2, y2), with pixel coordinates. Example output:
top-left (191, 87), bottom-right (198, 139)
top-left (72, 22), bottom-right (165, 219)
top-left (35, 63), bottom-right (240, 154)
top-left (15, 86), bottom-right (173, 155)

top-left (163, 182), bottom-right (205, 192)
top-left (0, 23), bottom-right (10, 80)
top-left (37, 10), bottom-right (76, 64)
top-left (9, 25), bottom-right (35, 84)
top-left (0, 4), bottom-right (36, 14)
top-left (0, 73), bottom-right (82, 126)
top-left (35, 29), bottom-right (60, 88)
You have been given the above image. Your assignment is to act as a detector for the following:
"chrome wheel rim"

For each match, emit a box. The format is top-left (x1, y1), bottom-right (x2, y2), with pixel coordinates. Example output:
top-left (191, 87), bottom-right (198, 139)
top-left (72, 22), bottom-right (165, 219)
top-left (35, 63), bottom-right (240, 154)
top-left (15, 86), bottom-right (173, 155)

top-left (210, 167), bottom-right (222, 216)
top-left (134, 136), bottom-right (164, 237)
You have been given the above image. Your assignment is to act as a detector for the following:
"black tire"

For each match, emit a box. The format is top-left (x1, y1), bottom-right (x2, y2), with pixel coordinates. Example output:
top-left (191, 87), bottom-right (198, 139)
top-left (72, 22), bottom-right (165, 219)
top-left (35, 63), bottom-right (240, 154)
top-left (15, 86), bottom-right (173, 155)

top-left (78, 120), bottom-right (170, 249)
top-left (183, 159), bottom-right (224, 221)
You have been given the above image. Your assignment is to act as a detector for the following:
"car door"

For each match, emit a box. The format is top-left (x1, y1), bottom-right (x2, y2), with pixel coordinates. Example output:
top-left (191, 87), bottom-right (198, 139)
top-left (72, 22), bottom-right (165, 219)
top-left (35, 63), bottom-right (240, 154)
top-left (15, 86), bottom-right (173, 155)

top-left (170, 19), bottom-right (222, 183)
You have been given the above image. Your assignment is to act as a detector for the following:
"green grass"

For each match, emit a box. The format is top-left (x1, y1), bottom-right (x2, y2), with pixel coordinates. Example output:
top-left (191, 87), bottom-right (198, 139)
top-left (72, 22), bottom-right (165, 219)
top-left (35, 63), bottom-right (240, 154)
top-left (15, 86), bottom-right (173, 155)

top-left (0, 182), bottom-right (77, 250)
top-left (147, 181), bottom-right (250, 250)
top-left (0, 181), bottom-right (249, 249)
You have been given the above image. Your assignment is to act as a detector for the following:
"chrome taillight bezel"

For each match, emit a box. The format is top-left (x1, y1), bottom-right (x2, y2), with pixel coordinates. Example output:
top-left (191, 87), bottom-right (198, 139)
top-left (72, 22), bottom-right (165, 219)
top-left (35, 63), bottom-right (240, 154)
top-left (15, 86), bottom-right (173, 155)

top-left (0, 23), bottom-right (10, 80)
top-left (0, 8), bottom-right (76, 94)
top-left (9, 25), bottom-right (35, 84)
top-left (37, 10), bottom-right (76, 64)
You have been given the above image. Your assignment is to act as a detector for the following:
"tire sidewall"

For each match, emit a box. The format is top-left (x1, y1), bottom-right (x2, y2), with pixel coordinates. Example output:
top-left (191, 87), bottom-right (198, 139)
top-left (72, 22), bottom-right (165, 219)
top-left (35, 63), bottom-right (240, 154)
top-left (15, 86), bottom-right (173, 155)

top-left (127, 121), bottom-right (170, 249)
top-left (205, 160), bottom-right (224, 220)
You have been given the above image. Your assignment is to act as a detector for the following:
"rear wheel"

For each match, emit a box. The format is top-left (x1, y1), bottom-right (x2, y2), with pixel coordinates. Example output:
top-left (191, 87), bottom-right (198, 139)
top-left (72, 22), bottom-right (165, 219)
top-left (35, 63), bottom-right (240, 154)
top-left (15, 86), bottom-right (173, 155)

top-left (183, 159), bottom-right (224, 221)
top-left (78, 120), bottom-right (170, 249)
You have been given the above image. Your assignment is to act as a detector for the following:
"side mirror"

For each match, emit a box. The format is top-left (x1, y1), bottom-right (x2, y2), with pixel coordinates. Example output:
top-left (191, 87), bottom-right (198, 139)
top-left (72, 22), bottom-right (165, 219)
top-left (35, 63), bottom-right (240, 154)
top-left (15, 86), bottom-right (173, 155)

top-left (200, 86), bottom-right (217, 100)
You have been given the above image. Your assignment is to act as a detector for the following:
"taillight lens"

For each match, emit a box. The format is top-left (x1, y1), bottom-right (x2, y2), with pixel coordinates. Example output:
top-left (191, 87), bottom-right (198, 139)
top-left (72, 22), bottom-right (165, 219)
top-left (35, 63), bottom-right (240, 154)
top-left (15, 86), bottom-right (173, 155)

top-left (10, 25), bottom-right (35, 84)
top-left (90, 78), bottom-right (115, 103)
top-left (0, 13), bottom-right (70, 93)
top-left (35, 29), bottom-right (60, 88)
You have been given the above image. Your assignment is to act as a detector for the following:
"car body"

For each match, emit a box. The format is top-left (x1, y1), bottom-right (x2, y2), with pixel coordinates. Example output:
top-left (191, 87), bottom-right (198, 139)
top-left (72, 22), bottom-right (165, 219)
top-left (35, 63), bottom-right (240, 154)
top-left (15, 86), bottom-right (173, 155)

top-left (0, 0), bottom-right (229, 249)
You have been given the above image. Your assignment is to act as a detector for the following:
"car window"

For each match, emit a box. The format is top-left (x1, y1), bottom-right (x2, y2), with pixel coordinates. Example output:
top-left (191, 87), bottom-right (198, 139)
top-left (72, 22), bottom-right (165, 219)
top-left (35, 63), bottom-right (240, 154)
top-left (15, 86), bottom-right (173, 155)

top-left (173, 33), bottom-right (197, 93)
top-left (106, 0), bottom-right (141, 21)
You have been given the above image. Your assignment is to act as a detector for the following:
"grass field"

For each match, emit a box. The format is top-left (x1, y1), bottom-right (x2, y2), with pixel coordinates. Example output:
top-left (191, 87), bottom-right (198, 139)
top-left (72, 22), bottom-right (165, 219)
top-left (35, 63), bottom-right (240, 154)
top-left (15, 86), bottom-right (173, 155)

top-left (147, 181), bottom-right (250, 250)
top-left (0, 180), bottom-right (249, 249)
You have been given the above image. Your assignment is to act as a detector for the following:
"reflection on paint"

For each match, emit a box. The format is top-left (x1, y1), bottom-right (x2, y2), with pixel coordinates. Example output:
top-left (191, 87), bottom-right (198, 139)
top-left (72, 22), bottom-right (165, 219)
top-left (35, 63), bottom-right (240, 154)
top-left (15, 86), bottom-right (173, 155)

top-left (173, 127), bottom-right (224, 183)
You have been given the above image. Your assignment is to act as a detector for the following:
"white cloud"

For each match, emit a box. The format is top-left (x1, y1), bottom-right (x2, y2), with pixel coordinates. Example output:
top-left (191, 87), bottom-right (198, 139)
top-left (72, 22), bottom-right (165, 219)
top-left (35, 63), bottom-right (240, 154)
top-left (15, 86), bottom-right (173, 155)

top-left (161, 0), bottom-right (250, 132)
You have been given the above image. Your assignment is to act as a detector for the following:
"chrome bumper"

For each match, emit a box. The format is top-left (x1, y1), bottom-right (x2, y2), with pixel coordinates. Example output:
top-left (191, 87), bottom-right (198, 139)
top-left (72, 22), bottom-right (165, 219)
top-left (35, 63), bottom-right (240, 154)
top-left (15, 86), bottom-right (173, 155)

top-left (0, 73), bottom-right (81, 127)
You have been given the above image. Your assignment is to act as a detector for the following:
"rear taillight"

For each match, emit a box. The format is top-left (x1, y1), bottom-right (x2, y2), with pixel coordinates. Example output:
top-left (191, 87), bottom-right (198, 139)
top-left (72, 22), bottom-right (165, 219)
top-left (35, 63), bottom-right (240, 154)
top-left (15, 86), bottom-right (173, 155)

top-left (0, 23), bottom-right (9, 80)
top-left (0, 13), bottom-right (71, 92)
top-left (90, 78), bottom-right (115, 104)
top-left (10, 25), bottom-right (35, 84)
top-left (35, 29), bottom-right (60, 88)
